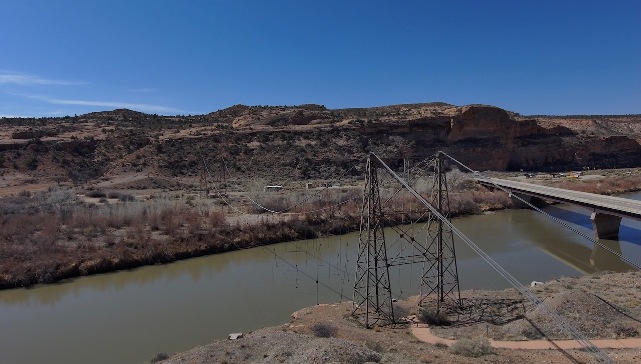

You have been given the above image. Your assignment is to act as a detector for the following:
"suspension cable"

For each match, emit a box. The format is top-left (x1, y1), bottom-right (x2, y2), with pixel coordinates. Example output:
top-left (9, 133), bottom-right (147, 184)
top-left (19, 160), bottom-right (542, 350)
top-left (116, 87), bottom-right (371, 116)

top-left (371, 152), bottom-right (613, 364)
top-left (207, 154), bottom-right (368, 215)
top-left (441, 151), bottom-right (641, 271)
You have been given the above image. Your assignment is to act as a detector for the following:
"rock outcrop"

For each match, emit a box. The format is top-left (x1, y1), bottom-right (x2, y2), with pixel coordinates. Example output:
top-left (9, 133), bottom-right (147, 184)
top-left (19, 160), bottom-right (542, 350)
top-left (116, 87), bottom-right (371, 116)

top-left (1, 103), bottom-right (641, 182)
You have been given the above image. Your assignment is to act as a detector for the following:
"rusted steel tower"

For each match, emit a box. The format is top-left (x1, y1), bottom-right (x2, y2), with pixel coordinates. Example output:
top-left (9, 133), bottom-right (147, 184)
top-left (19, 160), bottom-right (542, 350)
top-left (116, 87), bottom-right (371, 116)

top-left (353, 152), bottom-right (461, 326)
top-left (352, 154), bottom-right (395, 327)
top-left (419, 152), bottom-right (462, 312)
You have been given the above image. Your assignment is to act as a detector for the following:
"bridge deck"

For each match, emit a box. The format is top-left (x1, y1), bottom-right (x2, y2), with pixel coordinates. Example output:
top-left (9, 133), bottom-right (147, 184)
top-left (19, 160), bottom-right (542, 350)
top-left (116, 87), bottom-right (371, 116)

top-left (478, 178), bottom-right (641, 220)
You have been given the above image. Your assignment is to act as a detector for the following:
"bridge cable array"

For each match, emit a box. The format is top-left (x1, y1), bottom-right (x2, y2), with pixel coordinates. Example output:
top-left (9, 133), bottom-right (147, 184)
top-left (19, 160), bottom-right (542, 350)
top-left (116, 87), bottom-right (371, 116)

top-left (201, 149), bottom-right (622, 363)
top-left (201, 154), bottom-right (368, 216)
top-left (372, 152), bottom-right (613, 364)
top-left (201, 154), bottom-right (397, 306)
top-left (441, 152), bottom-right (641, 271)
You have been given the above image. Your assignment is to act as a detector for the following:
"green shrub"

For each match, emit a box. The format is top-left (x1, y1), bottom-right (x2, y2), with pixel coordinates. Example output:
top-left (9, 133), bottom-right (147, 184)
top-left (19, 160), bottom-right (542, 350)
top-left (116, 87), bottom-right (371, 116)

top-left (448, 337), bottom-right (493, 357)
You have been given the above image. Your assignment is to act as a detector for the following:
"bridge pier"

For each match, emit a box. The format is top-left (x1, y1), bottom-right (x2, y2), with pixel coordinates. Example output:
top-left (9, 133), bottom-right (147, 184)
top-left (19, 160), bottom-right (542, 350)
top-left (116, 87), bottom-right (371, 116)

top-left (590, 212), bottom-right (622, 239)
top-left (510, 193), bottom-right (546, 209)
top-left (510, 193), bottom-right (531, 208)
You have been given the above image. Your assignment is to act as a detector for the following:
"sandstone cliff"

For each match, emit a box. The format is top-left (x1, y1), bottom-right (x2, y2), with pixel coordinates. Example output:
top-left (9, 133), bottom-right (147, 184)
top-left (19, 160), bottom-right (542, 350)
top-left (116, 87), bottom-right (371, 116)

top-left (1, 103), bottom-right (640, 184)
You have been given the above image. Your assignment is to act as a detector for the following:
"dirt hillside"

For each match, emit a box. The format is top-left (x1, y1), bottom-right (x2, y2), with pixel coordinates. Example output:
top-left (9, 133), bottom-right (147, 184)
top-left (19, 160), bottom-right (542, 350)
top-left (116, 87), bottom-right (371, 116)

top-left (2, 103), bottom-right (641, 194)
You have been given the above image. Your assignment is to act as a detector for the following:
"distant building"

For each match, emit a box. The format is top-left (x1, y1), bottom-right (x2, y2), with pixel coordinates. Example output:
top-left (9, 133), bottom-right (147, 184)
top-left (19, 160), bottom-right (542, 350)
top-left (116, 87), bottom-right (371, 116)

top-left (264, 185), bottom-right (283, 192)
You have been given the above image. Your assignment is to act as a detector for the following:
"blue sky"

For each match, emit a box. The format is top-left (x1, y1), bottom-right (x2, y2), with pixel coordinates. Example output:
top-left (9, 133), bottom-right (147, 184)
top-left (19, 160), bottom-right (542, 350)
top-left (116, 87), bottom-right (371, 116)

top-left (1, 0), bottom-right (639, 117)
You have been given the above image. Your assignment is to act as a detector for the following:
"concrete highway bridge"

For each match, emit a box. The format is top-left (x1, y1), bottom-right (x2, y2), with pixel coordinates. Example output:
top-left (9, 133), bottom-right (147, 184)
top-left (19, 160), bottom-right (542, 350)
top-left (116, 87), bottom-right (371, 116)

top-left (477, 177), bottom-right (641, 239)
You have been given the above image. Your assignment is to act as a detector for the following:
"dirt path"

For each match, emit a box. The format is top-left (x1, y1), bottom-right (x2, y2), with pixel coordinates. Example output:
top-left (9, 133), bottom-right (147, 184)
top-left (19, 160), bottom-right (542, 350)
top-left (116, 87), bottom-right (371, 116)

top-left (411, 324), bottom-right (641, 350)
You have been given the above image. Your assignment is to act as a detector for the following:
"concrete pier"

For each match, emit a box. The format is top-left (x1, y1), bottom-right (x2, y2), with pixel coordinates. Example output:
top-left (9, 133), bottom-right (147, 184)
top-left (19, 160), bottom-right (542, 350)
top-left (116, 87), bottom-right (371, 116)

top-left (509, 193), bottom-right (531, 208)
top-left (590, 212), bottom-right (622, 239)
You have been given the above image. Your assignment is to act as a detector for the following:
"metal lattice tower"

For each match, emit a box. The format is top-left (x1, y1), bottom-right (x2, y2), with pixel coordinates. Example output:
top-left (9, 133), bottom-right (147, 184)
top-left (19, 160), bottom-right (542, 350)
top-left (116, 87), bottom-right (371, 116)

top-left (199, 156), bottom-right (210, 199)
top-left (419, 152), bottom-right (462, 312)
top-left (353, 154), bottom-right (395, 327)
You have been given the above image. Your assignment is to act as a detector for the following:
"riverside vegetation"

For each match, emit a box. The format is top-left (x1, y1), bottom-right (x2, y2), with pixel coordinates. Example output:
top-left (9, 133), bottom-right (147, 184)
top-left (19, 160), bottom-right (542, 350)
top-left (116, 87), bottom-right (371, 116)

top-left (1, 168), bottom-right (640, 289)
top-left (0, 169), bottom-right (511, 289)
top-left (2, 103), bottom-right (641, 289)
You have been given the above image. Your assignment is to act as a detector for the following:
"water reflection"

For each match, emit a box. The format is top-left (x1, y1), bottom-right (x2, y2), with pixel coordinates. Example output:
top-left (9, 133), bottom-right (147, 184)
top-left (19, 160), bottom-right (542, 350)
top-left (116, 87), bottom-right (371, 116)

top-left (1, 199), bottom-right (641, 364)
top-left (524, 204), bottom-right (640, 273)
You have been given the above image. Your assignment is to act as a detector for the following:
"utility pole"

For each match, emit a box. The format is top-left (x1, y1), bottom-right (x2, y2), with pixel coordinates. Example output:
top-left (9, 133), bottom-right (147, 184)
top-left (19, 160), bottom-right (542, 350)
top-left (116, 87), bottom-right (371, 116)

top-left (200, 156), bottom-right (210, 199)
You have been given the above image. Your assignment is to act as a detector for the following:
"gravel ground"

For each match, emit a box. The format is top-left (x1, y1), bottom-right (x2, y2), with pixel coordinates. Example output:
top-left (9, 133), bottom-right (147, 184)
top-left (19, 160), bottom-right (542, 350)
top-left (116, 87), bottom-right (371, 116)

top-left (159, 272), bottom-right (641, 364)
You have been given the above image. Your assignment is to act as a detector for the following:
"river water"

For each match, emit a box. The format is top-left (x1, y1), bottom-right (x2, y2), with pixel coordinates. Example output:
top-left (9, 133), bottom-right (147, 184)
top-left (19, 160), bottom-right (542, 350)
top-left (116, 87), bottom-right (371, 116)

top-left (1, 197), bottom-right (641, 364)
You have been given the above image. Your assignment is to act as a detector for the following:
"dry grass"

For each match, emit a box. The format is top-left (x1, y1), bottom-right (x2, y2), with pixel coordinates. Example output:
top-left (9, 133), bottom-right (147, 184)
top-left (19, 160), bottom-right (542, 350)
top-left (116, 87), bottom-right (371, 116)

top-left (554, 176), bottom-right (641, 195)
top-left (1, 174), bottom-right (638, 289)
top-left (448, 337), bottom-right (494, 357)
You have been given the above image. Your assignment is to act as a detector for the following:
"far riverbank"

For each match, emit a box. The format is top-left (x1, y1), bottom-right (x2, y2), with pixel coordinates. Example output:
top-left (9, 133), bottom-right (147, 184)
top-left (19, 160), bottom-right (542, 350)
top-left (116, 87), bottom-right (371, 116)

top-left (1, 172), bottom-right (640, 289)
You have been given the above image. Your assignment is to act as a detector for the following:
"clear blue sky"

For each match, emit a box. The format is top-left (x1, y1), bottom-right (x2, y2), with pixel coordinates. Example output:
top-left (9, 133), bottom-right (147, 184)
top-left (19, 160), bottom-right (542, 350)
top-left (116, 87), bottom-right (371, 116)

top-left (1, 0), bottom-right (640, 117)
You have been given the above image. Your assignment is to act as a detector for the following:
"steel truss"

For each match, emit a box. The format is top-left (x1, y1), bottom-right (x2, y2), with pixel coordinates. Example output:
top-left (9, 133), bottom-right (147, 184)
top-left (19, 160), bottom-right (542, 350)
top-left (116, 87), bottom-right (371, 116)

top-left (353, 155), bottom-right (395, 327)
top-left (353, 152), bottom-right (462, 327)
top-left (419, 152), bottom-right (462, 312)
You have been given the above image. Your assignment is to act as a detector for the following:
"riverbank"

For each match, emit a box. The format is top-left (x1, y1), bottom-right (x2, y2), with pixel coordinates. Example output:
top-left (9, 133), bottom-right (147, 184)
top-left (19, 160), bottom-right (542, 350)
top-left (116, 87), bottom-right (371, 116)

top-left (1, 172), bottom-right (639, 290)
top-left (0, 181), bottom-right (510, 289)
top-left (158, 271), bottom-right (641, 364)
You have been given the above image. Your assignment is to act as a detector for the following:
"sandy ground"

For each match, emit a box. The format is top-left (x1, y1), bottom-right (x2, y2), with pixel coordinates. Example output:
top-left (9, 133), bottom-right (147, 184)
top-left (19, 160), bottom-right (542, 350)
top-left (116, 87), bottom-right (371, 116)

top-left (158, 272), bottom-right (641, 364)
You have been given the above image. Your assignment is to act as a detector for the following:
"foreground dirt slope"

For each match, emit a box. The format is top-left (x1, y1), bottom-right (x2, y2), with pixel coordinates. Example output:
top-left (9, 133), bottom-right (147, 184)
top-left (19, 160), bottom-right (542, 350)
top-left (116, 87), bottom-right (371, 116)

top-left (1, 103), bottom-right (641, 190)
top-left (160, 272), bottom-right (641, 364)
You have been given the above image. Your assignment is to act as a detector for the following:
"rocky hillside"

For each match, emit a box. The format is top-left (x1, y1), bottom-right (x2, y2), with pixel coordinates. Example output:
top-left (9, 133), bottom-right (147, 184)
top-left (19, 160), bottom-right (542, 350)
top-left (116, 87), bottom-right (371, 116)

top-left (1, 103), bottom-right (640, 186)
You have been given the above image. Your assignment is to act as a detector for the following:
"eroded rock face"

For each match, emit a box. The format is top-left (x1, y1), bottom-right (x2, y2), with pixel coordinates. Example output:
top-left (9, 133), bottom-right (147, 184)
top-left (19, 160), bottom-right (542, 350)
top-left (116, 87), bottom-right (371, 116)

top-left (366, 105), bottom-right (641, 171)
top-left (2, 103), bottom-right (641, 183)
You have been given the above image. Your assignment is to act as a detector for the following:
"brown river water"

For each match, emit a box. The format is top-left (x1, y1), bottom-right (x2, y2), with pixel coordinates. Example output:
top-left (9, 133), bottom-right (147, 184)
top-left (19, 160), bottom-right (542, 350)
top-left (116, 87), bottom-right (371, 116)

top-left (1, 197), bottom-right (641, 364)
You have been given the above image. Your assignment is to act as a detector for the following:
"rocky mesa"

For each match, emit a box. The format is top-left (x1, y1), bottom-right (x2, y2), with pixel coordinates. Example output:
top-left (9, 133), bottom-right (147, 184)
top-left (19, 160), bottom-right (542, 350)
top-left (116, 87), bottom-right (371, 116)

top-left (1, 103), bottom-right (641, 187)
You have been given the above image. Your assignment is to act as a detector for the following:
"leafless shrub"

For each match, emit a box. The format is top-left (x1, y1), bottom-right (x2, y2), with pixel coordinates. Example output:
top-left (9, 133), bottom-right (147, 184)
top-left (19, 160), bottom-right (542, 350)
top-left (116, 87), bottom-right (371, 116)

top-left (339, 200), bottom-right (359, 217)
top-left (247, 195), bottom-right (289, 214)
top-left (149, 352), bottom-right (169, 363)
top-left (310, 321), bottom-right (338, 338)
top-left (107, 191), bottom-right (135, 202)
top-left (393, 303), bottom-right (410, 321)
top-left (3, 215), bottom-right (38, 242)
top-left (449, 193), bottom-right (480, 215)
top-left (45, 188), bottom-right (76, 222)
top-left (448, 337), bottom-right (494, 357)
top-left (183, 209), bottom-right (201, 235)
top-left (555, 176), bottom-right (641, 195)
top-left (160, 206), bottom-right (181, 237)
top-left (18, 190), bottom-right (32, 197)
top-left (32, 214), bottom-right (61, 248)
top-left (148, 209), bottom-right (162, 231)
top-left (521, 325), bottom-right (544, 339)
top-left (613, 322), bottom-right (639, 338)
top-left (208, 210), bottom-right (227, 229)
top-left (125, 220), bottom-right (149, 244)
top-left (365, 340), bottom-right (384, 353)
top-left (447, 168), bottom-right (476, 191)
top-left (419, 307), bottom-right (451, 326)
top-left (86, 190), bottom-right (106, 198)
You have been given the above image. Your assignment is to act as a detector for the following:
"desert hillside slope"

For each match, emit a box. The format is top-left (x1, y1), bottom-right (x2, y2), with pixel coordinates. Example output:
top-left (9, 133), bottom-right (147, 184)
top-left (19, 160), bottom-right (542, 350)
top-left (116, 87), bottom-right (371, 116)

top-left (1, 103), bottom-right (641, 187)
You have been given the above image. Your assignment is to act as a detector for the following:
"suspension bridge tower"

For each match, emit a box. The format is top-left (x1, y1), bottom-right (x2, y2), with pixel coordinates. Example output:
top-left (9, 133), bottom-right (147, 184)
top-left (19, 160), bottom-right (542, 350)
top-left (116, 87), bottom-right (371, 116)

top-left (353, 151), bottom-right (462, 326)
top-left (352, 154), bottom-right (395, 327)
top-left (420, 152), bottom-right (462, 313)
